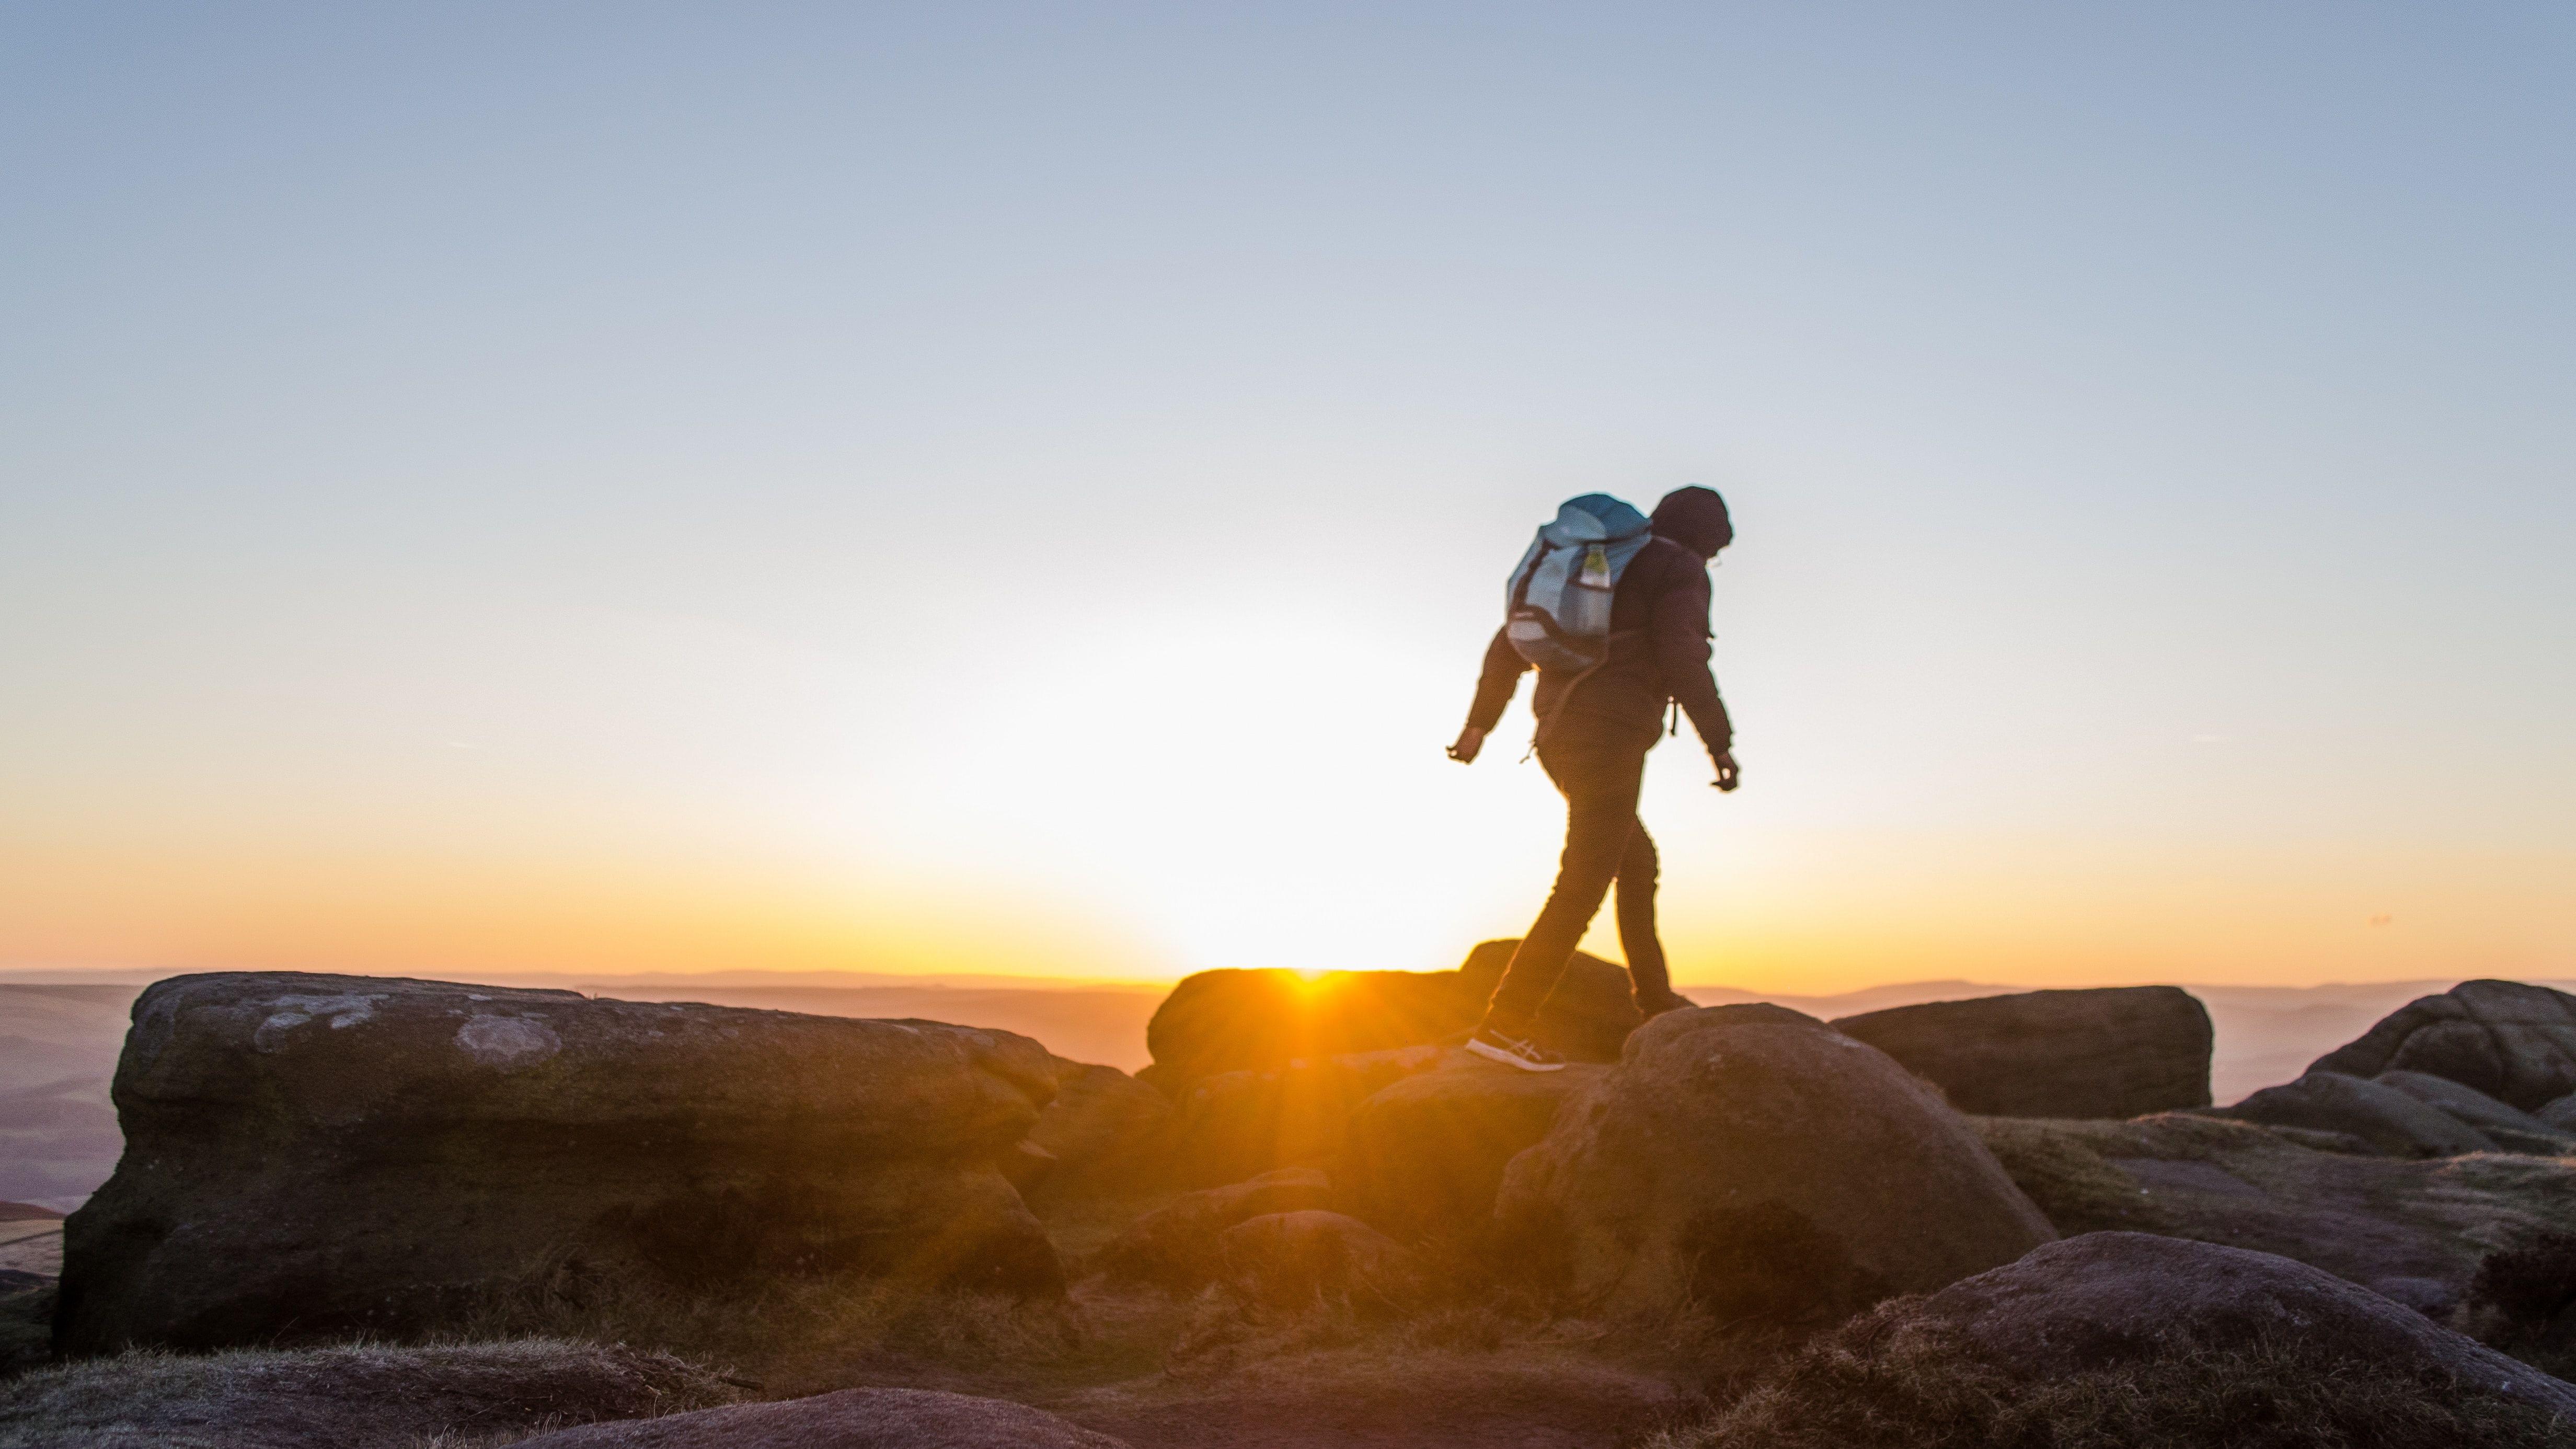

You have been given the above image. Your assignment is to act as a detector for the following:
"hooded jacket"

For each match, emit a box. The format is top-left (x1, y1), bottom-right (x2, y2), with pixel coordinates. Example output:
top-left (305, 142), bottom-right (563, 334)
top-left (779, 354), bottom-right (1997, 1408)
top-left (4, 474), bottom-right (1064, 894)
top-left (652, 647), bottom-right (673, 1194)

top-left (1465, 488), bottom-right (1733, 757)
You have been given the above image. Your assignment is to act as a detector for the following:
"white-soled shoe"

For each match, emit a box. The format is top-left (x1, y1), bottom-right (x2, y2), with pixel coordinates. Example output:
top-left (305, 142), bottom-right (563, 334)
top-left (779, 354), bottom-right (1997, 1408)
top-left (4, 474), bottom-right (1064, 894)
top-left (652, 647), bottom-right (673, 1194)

top-left (1466, 1025), bottom-right (1567, 1073)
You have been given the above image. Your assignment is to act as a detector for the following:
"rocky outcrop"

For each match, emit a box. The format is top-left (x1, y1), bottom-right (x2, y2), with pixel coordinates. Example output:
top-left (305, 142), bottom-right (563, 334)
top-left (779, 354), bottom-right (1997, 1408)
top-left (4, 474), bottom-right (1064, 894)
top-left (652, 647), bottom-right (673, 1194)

top-left (1090, 1169), bottom-right (1337, 1289)
top-left (514, 1387), bottom-right (1131, 1448)
top-left (2310, 980), bottom-right (2576, 1110)
top-left (58, 973), bottom-right (1065, 1353)
top-left (1344, 1055), bottom-right (1601, 1239)
top-left (1971, 1111), bottom-right (2576, 1319)
top-left (1494, 1005), bottom-right (2054, 1322)
top-left (1142, 942), bottom-right (1639, 1088)
top-left (1830, 986), bottom-right (2211, 1119)
top-left (2217, 1071), bottom-right (2496, 1157)
top-left (1215, 1211), bottom-right (1416, 1306)
top-left (2376, 1070), bottom-right (2576, 1154)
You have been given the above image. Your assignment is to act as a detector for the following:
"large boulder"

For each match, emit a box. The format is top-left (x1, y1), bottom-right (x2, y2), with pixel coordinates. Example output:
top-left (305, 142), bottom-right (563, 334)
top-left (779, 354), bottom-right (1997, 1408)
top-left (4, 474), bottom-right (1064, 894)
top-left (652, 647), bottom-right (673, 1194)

top-left (2376, 1070), bottom-right (2576, 1154)
top-left (2216, 1071), bottom-right (2497, 1158)
top-left (2310, 980), bottom-right (2576, 1110)
top-left (1970, 1111), bottom-right (2576, 1322)
top-left (1142, 941), bottom-right (1639, 1088)
top-left (58, 973), bottom-right (1065, 1353)
top-left (513, 1387), bottom-right (1130, 1448)
top-left (1343, 1054), bottom-right (1602, 1239)
top-left (1689, 1233), bottom-right (2576, 1448)
top-left (1494, 1005), bottom-right (2055, 1322)
top-left (0, 1340), bottom-right (737, 1449)
top-left (1830, 986), bottom-right (2211, 1119)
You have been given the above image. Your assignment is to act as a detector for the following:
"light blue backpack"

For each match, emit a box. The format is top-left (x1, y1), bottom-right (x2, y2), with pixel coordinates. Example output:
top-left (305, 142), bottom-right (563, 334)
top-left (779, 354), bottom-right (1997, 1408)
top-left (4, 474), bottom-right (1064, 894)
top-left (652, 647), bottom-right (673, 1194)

top-left (1502, 493), bottom-right (1656, 673)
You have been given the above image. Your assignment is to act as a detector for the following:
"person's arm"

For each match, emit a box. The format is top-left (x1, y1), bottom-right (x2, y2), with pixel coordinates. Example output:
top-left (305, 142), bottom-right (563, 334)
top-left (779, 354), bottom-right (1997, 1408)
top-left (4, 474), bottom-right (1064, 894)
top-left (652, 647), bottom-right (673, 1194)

top-left (1451, 627), bottom-right (1527, 763)
top-left (1651, 567), bottom-right (1739, 788)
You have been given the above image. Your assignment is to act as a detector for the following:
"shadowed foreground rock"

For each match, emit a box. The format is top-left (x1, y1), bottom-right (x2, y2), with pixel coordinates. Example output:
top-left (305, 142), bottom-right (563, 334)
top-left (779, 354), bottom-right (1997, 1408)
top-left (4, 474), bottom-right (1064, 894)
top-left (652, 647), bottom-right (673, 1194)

top-left (1496, 1005), bottom-right (2054, 1322)
top-left (1142, 942), bottom-right (1639, 1087)
top-left (58, 973), bottom-right (1065, 1353)
top-left (1925, 1233), bottom-right (2576, 1412)
top-left (1831, 986), bottom-right (2211, 1119)
top-left (514, 1387), bottom-right (1130, 1448)
top-left (1684, 1233), bottom-right (2576, 1448)
top-left (2312, 980), bottom-right (2576, 1110)
top-left (0, 1340), bottom-right (735, 1449)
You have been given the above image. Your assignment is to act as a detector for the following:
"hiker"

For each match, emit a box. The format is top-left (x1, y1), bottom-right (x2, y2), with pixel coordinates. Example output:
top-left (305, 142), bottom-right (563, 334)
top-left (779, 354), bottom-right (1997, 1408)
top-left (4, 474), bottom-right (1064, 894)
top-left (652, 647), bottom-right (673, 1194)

top-left (1447, 487), bottom-right (1738, 1072)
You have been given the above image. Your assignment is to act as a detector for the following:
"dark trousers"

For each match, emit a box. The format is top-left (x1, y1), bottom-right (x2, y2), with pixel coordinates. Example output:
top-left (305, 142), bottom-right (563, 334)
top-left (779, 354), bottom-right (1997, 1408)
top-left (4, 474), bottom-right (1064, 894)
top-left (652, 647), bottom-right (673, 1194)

top-left (1484, 717), bottom-right (1673, 1028)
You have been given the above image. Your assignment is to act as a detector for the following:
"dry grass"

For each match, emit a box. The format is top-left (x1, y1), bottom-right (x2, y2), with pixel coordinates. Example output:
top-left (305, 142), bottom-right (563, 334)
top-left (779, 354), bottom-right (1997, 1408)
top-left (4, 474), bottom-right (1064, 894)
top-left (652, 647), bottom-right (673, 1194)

top-left (0, 1339), bottom-right (732, 1449)
top-left (1642, 1311), bottom-right (2573, 1449)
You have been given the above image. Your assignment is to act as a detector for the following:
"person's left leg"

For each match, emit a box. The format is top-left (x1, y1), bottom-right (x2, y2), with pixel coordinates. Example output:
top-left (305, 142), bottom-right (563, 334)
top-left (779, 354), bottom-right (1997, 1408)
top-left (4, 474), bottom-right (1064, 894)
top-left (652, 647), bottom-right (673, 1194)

top-left (1613, 819), bottom-right (1687, 1015)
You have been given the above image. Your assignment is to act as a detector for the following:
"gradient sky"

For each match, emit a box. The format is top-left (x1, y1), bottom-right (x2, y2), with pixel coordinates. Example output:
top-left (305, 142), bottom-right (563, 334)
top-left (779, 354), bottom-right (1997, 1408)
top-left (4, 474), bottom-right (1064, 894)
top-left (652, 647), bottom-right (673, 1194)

top-left (5, 4), bottom-right (2571, 992)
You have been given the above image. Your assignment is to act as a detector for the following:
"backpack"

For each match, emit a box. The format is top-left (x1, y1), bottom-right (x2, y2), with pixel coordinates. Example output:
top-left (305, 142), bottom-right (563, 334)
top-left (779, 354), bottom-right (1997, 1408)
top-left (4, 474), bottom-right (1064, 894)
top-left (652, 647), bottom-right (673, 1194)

top-left (1502, 493), bottom-right (1655, 673)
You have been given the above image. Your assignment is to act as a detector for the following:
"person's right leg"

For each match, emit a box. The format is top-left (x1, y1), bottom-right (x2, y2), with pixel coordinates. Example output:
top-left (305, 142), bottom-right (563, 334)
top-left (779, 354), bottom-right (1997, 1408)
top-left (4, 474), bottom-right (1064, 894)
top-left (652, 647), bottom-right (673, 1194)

top-left (1479, 727), bottom-right (1649, 1035)
top-left (1613, 820), bottom-right (1687, 1015)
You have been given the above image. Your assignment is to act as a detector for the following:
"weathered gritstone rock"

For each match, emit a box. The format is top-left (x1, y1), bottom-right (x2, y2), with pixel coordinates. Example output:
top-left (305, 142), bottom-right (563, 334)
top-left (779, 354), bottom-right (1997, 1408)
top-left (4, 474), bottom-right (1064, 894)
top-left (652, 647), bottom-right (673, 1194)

top-left (2217, 1071), bottom-right (2498, 1158)
top-left (1024, 1061), bottom-right (1177, 1204)
top-left (1344, 1054), bottom-right (1602, 1239)
top-left (1904, 1233), bottom-right (2576, 1415)
top-left (57, 973), bottom-right (1065, 1353)
top-left (1215, 1211), bottom-right (1417, 1306)
top-left (1142, 941), bottom-right (1639, 1088)
top-left (1495, 1005), bottom-right (2054, 1322)
top-left (1090, 1169), bottom-right (1337, 1289)
top-left (2544, 1094), bottom-right (2576, 1133)
top-left (1972, 1111), bottom-right (2576, 1322)
top-left (2312, 980), bottom-right (2576, 1111)
top-left (512, 1387), bottom-right (1132, 1448)
top-left (2376, 1070), bottom-right (2576, 1155)
top-left (1831, 986), bottom-right (2212, 1119)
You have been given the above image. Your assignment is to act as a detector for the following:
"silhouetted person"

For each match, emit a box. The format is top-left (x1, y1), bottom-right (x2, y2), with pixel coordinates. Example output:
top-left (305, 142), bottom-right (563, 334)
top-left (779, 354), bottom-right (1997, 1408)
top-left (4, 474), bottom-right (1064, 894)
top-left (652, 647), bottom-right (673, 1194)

top-left (1448, 486), bottom-right (1737, 1071)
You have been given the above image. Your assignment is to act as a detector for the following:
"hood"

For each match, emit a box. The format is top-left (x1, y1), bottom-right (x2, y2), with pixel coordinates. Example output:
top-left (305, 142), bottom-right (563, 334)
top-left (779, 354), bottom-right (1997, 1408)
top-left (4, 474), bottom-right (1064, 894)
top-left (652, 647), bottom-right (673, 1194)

top-left (1651, 486), bottom-right (1732, 558)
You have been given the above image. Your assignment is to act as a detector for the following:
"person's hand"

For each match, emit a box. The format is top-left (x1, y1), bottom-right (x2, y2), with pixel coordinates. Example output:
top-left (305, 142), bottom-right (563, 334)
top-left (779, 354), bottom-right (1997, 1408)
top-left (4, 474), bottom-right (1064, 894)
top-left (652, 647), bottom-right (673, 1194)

top-left (1710, 750), bottom-right (1741, 792)
top-left (1448, 725), bottom-right (1487, 764)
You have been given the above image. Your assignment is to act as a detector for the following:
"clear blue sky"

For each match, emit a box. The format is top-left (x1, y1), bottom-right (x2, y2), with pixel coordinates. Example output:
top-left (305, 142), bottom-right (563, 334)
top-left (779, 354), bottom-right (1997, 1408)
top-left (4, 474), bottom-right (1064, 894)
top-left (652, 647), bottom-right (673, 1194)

top-left (4, 4), bottom-right (2570, 988)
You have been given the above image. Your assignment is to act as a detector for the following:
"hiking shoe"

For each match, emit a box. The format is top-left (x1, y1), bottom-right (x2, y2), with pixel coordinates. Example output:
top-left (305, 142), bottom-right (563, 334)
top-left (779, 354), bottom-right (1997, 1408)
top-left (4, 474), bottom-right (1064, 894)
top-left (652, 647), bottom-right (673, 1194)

top-left (1466, 1025), bottom-right (1567, 1073)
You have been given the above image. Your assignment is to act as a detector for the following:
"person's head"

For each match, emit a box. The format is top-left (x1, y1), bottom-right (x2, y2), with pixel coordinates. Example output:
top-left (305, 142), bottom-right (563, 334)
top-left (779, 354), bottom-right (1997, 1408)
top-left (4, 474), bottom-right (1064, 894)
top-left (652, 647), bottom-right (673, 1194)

top-left (1651, 486), bottom-right (1732, 559)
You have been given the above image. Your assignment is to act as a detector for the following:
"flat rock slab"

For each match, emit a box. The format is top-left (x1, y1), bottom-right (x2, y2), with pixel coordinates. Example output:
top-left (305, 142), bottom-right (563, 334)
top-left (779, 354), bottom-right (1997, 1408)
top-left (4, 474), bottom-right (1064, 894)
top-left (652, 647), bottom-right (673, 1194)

top-left (1833, 986), bottom-right (2212, 1119)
